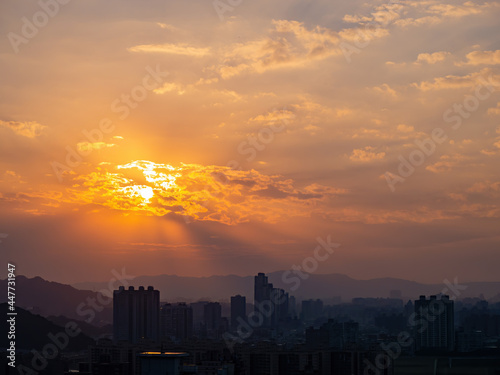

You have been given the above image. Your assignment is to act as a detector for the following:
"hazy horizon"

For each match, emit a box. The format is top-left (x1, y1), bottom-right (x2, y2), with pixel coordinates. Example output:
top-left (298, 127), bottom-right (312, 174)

top-left (8, 269), bottom-right (500, 287)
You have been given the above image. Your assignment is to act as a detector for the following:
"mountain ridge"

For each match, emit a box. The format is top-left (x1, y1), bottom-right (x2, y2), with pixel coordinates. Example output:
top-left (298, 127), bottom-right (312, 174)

top-left (70, 272), bottom-right (500, 303)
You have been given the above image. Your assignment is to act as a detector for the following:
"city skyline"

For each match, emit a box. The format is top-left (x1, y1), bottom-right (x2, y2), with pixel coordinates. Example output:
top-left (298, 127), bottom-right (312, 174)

top-left (4, 270), bottom-right (499, 374)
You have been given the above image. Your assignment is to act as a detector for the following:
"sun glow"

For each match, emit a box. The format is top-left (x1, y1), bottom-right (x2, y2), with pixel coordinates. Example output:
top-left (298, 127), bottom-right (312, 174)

top-left (114, 160), bottom-right (181, 204)
top-left (137, 186), bottom-right (154, 202)
top-left (67, 160), bottom-right (340, 224)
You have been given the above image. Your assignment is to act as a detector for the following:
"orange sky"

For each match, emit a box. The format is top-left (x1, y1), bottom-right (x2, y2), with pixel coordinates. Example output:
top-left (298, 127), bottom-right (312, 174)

top-left (1, 0), bottom-right (499, 284)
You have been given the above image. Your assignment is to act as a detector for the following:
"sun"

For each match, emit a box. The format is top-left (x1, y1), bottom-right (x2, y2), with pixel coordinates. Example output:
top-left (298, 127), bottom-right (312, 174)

top-left (114, 161), bottom-right (181, 206)
top-left (123, 185), bottom-right (155, 204)
top-left (139, 186), bottom-right (154, 201)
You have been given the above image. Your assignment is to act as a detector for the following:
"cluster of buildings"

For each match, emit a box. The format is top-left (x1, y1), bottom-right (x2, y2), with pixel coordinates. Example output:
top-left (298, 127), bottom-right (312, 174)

top-left (70, 273), bottom-right (499, 375)
top-left (112, 273), bottom-right (297, 345)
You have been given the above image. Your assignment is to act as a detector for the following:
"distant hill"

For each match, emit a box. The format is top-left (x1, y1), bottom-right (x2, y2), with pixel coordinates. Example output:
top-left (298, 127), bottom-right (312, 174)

top-left (0, 276), bottom-right (112, 325)
top-left (72, 272), bottom-right (500, 303)
top-left (46, 315), bottom-right (112, 340)
top-left (1, 303), bottom-right (95, 351)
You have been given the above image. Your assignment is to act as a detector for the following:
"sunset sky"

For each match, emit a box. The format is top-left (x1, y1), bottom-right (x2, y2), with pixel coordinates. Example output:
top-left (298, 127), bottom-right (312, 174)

top-left (1, 0), bottom-right (499, 284)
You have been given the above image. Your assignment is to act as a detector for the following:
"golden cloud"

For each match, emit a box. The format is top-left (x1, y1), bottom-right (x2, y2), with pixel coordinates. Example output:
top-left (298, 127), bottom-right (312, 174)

top-left (0, 120), bottom-right (47, 138)
top-left (425, 153), bottom-right (470, 173)
top-left (349, 147), bottom-right (386, 162)
top-left (66, 161), bottom-right (346, 225)
top-left (416, 51), bottom-right (450, 64)
top-left (77, 142), bottom-right (116, 152)
top-left (412, 68), bottom-right (500, 91)
top-left (128, 43), bottom-right (210, 57)
top-left (372, 83), bottom-right (397, 98)
top-left (461, 50), bottom-right (500, 66)
top-left (488, 102), bottom-right (500, 115)
top-left (215, 19), bottom-right (342, 79)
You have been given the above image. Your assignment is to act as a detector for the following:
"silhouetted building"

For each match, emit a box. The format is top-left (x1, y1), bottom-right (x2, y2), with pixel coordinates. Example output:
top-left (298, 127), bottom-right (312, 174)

top-left (204, 302), bottom-right (222, 338)
top-left (456, 330), bottom-right (485, 352)
top-left (113, 286), bottom-right (160, 343)
top-left (414, 295), bottom-right (454, 352)
top-left (463, 313), bottom-right (500, 336)
top-left (289, 295), bottom-right (297, 318)
top-left (138, 351), bottom-right (188, 375)
top-left (79, 338), bottom-right (139, 375)
top-left (306, 319), bottom-right (359, 350)
top-left (271, 287), bottom-right (288, 329)
top-left (237, 341), bottom-right (392, 375)
top-left (231, 295), bottom-right (246, 330)
top-left (160, 303), bottom-right (193, 342)
top-left (301, 299), bottom-right (323, 322)
top-left (254, 272), bottom-right (275, 328)
top-left (254, 272), bottom-right (272, 325)
top-left (190, 301), bottom-right (209, 335)
top-left (329, 351), bottom-right (393, 375)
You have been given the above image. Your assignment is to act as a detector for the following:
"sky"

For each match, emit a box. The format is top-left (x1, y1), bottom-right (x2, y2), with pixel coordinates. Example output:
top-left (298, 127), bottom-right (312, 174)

top-left (0, 0), bottom-right (499, 285)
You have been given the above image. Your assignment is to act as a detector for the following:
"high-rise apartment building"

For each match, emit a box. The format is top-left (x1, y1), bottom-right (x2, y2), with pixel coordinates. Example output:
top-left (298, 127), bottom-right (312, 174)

top-left (160, 302), bottom-right (193, 342)
top-left (231, 295), bottom-right (246, 330)
top-left (113, 286), bottom-right (160, 343)
top-left (414, 295), bottom-right (454, 352)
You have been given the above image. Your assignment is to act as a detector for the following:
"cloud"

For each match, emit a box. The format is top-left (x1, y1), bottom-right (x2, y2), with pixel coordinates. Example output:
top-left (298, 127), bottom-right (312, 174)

top-left (343, 15), bottom-right (372, 24)
top-left (466, 180), bottom-right (500, 194)
top-left (0, 120), bottom-right (47, 138)
top-left (426, 3), bottom-right (483, 17)
top-left (343, 0), bottom-right (498, 33)
top-left (338, 27), bottom-right (390, 43)
top-left (444, 180), bottom-right (500, 219)
top-left (272, 19), bottom-right (339, 52)
top-left (416, 51), bottom-right (450, 64)
top-left (412, 68), bottom-right (500, 91)
top-left (425, 153), bottom-right (470, 173)
top-left (153, 82), bottom-right (187, 95)
top-left (65, 161), bottom-right (346, 225)
top-left (397, 124), bottom-right (415, 133)
top-left (128, 43), bottom-right (210, 57)
top-left (460, 50), bottom-right (500, 66)
top-left (214, 19), bottom-right (341, 79)
top-left (156, 22), bottom-right (178, 31)
top-left (385, 61), bottom-right (407, 67)
top-left (393, 16), bottom-right (442, 28)
top-left (488, 102), bottom-right (500, 115)
top-left (0, 170), bottom-right (25, 184)
top-left (248, 108), bottom-right (296, 126)
top-left (393, 1), bottom-right (499, 28)
top-left (77, 142), bottom-right (116, 152)
top-left (349, 147), bottom-right (386, 162)
top-left (372, 83), bottom-right (397, 98)
top-left (343, 2), bottom-right (403, 27)
top-left (482, 125), bottom-right (500, 152)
